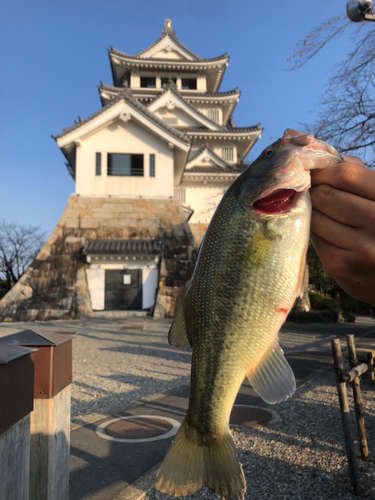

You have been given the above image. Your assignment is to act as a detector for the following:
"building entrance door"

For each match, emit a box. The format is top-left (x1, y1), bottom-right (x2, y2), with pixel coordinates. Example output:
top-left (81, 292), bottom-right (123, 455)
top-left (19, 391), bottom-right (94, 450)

top-left (104, 269), bottom-right (142, 310)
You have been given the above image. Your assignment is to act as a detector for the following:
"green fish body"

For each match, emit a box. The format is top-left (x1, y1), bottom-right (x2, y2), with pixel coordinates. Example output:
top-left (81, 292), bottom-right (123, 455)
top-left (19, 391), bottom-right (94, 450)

top-left (156, 130), bottom-right (342, 500)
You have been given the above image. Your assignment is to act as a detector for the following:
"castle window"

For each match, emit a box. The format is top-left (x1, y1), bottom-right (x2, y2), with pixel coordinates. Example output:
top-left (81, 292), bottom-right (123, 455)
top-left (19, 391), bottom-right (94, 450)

top-left (107, 154), bottom-right (144, 176)
top-left (140, 77), bottom-right (156, 88)
top-left (96, 152), bottom-right (101, 175)
top-left (207, 109), bottom-right (220, 124)
top-left (181, 78), bottom-right (197, 90)
top-left (162, 117), bottom-right (178, 125)
top-left (222, 147), bottom-right (234, 163)
top-left (150, 154), bottom-right (155, 177)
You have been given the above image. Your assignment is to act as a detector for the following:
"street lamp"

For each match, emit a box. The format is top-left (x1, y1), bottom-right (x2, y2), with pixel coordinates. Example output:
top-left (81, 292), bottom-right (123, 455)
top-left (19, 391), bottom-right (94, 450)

top-left (347, 0), bottom-right (375, 21)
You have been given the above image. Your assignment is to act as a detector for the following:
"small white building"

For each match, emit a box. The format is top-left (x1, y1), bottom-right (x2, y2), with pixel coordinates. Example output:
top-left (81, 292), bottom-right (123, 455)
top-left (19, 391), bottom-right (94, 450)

top-left (0, 19), bottom-right (262, 321)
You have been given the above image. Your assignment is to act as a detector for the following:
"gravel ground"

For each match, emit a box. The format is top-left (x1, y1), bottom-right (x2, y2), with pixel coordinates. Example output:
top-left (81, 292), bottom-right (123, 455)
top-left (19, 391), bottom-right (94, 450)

top-left (1, 315), bottom-right (375, 499)
top-left (147, 369), bottom-right (375, 500)
top-left (0, 317), bottom-right (190, 429)
top-left (0, 316), bottom-right (374, 432)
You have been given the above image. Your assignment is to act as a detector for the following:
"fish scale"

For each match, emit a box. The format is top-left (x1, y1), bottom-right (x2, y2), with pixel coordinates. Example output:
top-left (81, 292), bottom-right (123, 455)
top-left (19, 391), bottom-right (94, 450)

top-left (155, 129), bottom-right (343, 500)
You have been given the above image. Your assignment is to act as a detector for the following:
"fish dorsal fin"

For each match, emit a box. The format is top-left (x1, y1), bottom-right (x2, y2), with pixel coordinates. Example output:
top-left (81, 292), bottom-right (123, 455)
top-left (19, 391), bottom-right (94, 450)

top-left (168, 295), bottom-right (192, 348)
top-left (247, 343), bottom-right (296, 404)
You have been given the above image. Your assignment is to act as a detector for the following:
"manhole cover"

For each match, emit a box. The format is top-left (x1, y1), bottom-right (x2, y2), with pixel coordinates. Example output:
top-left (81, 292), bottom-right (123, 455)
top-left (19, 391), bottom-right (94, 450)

top-left (96, 415), bottom-right (181, 443)
top-left (230, 405), bottom-right (279, 428)
top-left (121, 325), bottom-right (144, 331)
top-left (106, 417), bottom-right (172, 439)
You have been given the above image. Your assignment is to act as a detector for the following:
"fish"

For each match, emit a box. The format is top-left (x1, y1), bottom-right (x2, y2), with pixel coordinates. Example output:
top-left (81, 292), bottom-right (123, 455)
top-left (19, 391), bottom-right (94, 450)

top-left (155, 130), bottom-right (343, 500)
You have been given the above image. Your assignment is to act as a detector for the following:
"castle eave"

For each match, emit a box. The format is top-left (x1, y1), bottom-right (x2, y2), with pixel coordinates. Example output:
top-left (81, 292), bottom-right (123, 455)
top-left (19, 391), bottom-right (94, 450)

top-left (83, 239), bottom-right (162, 255)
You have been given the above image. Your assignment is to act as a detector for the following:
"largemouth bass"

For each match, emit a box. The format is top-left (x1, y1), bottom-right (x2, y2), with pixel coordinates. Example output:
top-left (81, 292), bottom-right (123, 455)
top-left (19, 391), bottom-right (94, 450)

top-left (155, 130), bottom-right (342, 500)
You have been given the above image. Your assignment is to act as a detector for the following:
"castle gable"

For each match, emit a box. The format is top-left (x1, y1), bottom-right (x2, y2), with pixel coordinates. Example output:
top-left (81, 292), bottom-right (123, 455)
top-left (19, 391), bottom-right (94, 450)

top-left (148, 89), bottom-right (221, 130)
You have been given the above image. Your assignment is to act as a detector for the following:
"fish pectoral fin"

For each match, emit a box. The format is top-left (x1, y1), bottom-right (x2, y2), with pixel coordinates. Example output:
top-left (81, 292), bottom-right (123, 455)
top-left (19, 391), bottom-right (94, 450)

top-left (247, 343), bottom-right (296, 404)
top-left (168, 295), bottom-right (192, 348)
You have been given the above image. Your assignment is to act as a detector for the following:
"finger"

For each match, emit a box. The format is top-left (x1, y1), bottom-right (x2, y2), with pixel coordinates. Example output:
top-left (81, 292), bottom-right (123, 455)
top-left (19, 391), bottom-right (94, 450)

top-left (341, 155), bottom-right (365, 167)
top-left (310, 184), bottom-right (375, 229)
top-left (311, 162), bottom-right (375, 202)
top-left (310, 232), bottom-right (346, 274)
top-left (311, 233), bottom-right (375, 306)
top-left (310, 209), bottom-right (359, 250)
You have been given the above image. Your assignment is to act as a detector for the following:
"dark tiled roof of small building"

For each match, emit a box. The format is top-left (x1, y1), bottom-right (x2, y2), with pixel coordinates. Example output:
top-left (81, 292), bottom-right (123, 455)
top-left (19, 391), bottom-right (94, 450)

top-left (83, 239), bottom-right (162, 255)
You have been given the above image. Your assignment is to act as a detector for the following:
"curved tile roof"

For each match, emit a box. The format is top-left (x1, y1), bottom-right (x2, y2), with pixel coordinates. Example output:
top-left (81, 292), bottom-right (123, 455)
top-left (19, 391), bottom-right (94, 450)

top-left (186, 164), bottom-right (246, 174)
top-left (136, 32), bottom-right (202, 61)
top-left (109, 47), bottom-right (228, 64)
top-left (180, 124), bottom-right (262, 134)
top-left (83, 239), bottom-right (162, 255)
top-left (146, 86), bottom-right (225, 131)
top-left (99, 83), bottom-right (240, 99)
top-left (53, 88), bottom-right (191, 144)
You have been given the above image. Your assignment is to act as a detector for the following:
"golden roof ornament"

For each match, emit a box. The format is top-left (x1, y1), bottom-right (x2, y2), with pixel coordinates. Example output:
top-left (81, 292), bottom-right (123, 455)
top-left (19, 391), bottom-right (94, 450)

top-left (162, 18), bottom-right (175, 36)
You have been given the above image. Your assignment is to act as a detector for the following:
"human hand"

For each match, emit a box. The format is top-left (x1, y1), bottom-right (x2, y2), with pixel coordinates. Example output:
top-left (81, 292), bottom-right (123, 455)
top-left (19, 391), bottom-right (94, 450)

top-left (310, 156), bottom-right (375, 307)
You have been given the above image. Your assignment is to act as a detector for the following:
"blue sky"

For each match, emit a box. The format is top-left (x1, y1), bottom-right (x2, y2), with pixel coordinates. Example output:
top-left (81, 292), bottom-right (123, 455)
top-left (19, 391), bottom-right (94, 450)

top-left (1, 0), bottom-right (356, 233)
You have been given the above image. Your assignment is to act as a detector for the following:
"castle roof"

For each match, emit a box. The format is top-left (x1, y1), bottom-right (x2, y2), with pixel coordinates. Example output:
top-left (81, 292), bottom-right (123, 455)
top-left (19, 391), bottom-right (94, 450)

top-left (184, 145), bottom-right (245, 175)
top-left (109, 21), bottom-right (228, 92)
top-left (53, 88), bottom-right (192, 184)
top-left (53, 88), bottom-right (190, 143)
top-left (99, 83), bottom-right (241, 124)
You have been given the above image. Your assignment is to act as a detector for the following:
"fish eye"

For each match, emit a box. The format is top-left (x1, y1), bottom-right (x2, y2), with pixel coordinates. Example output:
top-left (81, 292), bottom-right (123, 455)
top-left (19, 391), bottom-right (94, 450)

top-left (265, 149), bottom-right (274, 158)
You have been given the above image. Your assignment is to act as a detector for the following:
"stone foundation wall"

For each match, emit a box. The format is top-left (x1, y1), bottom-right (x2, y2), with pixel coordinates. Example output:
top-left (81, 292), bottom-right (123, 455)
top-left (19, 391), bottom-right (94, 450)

top-left (0, 196), bottom-right (196, 322)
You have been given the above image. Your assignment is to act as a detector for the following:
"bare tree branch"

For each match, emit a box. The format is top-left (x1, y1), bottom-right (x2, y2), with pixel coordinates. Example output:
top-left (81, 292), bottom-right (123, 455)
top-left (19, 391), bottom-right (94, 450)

top-left (289, 14), bottom-right (375, 166)
top-left (287, 17), bottom-right (350, 69)
top-left (0, 220), bottom-right (46, 294)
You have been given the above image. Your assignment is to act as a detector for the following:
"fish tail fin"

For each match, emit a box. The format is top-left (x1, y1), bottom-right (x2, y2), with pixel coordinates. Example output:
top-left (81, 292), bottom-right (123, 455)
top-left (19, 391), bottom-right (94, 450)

top-left (204, 432), bottom-right (246, 500)
top-left (155, 419), bottom-right (246, 499)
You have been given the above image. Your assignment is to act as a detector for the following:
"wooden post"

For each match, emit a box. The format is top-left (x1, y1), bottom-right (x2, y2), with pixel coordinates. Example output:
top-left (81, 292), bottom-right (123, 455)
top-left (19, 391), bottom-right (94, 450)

top-left (0, 330), bottom-right (74, 500)
top-left (0, 343), bottom-right (35, 500)
top-left (347, 335), bottom-right (369, 462)
top-left (331, 339), bottom-right (360, 495)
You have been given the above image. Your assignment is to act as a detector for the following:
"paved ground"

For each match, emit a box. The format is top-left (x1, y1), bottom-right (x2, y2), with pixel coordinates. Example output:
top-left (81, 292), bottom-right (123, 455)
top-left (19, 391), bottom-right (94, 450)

top-left (1, 316), bottom-right (375, 499)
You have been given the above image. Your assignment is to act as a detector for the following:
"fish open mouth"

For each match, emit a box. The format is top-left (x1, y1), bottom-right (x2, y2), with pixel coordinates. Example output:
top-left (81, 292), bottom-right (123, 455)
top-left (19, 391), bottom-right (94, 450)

top-left (253, 189), bottom-right (296, 214)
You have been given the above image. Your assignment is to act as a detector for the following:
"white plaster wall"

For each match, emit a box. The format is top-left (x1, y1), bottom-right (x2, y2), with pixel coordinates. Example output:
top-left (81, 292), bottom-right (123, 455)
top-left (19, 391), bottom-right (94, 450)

top-left (130, 72), bottom-right (140, 88)
top-left (75, 119), bottom-right (174, 196)
top-left (196, 76), bottom-right (207, 91)
top-left (152, 49), bottom-right (184, 59)
top-left (182, 183), bottom-right (228, 223)
top-left (86, 268), bottom-right (105, 310)
top-left (142, 268), bottom-right (159, 309)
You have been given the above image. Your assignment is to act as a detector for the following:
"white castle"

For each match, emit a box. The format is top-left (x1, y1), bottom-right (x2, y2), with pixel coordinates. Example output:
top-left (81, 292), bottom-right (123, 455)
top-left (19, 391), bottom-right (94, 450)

top-left (0, 19), bottom-right (262, 321)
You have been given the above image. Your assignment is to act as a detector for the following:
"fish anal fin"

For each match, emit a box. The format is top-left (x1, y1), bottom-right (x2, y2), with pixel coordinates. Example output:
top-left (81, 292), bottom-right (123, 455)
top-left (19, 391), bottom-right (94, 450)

top-left (247, 343), bottom-right (296, 404)
top-left (168, 295), bottom-right (191, 348)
